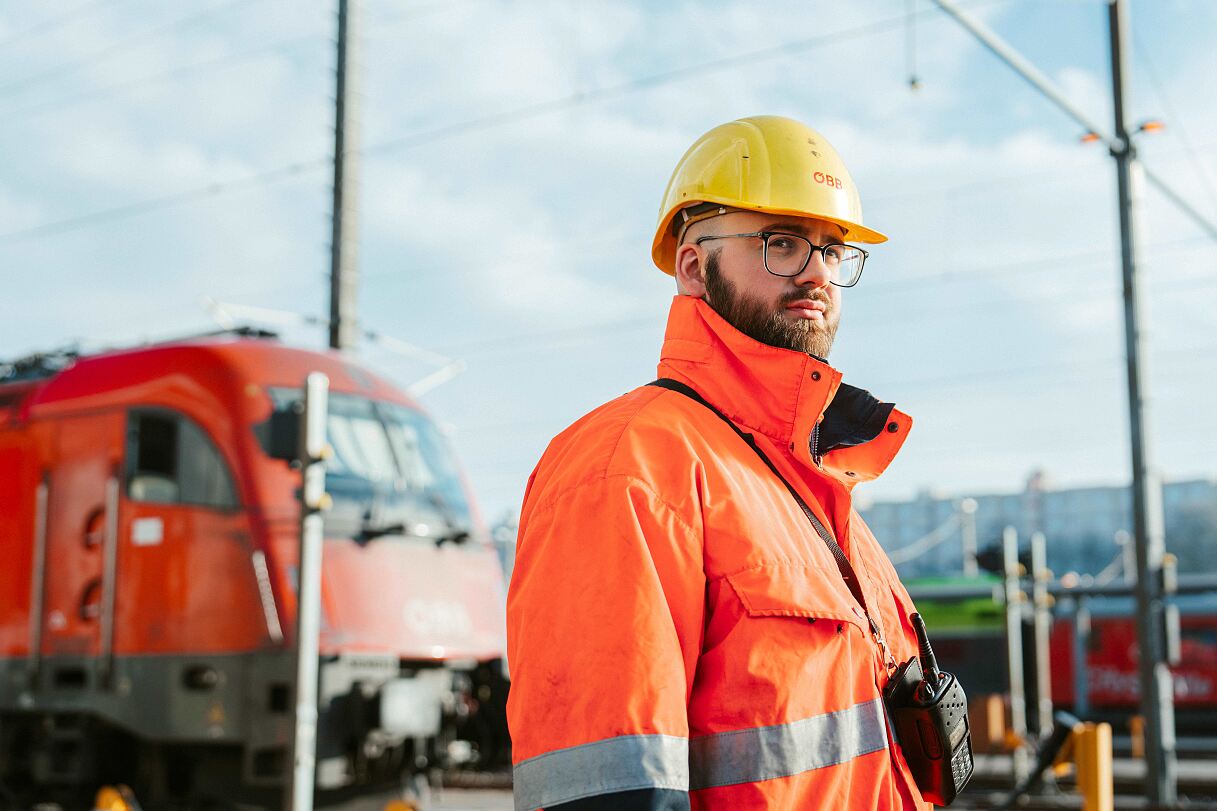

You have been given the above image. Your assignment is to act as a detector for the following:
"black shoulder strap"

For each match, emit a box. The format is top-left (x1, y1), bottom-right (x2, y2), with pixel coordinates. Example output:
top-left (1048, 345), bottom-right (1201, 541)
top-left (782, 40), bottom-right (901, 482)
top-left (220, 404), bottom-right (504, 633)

top-left (647, 378), bottom-right (875, 620)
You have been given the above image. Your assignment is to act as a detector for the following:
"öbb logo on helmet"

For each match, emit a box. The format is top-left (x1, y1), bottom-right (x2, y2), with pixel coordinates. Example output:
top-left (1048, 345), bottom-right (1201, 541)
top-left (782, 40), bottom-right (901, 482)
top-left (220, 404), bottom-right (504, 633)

top-left (812, 171), bottom-right (844, 190)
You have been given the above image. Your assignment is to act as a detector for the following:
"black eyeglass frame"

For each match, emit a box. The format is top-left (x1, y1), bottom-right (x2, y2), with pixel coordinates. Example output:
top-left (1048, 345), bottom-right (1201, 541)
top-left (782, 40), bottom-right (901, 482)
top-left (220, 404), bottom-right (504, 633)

top-left (693, 231), bottom-right (869, 287)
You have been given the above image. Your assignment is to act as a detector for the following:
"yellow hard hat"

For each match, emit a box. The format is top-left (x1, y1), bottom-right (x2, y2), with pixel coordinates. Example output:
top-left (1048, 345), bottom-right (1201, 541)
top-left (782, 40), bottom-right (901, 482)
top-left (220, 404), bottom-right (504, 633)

top-left (652, 115), bottom-right (887, 275)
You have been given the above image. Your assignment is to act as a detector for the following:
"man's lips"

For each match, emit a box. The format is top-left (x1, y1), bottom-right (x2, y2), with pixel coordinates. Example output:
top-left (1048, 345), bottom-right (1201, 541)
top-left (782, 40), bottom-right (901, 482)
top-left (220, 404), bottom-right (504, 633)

top-left (785, 299), bottom-right (827, 320)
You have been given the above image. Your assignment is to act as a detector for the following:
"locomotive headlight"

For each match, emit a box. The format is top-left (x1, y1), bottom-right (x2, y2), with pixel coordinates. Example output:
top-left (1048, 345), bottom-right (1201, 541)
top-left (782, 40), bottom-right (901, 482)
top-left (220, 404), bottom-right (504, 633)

top-left (379, 671), bottom-right (448, 737)
top-left (183, 665), bottom-right (223, 691)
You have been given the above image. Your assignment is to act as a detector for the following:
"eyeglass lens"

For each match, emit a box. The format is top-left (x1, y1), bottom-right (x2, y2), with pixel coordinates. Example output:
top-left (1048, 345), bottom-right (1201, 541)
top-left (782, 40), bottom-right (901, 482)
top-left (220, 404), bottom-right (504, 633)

top-left (764, 234), bottom-right (864, 284)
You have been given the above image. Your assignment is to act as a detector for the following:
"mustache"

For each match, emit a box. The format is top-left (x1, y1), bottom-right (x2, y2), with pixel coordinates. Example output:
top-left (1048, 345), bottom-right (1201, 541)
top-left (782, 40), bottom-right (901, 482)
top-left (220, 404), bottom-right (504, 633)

top-left (780, 290), bottom-right (831, 308)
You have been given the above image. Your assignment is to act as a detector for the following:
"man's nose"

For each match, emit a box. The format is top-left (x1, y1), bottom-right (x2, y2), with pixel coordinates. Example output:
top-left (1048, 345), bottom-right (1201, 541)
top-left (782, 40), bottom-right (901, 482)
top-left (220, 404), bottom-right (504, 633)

top-left (792, 249), bottom-right (833, 288)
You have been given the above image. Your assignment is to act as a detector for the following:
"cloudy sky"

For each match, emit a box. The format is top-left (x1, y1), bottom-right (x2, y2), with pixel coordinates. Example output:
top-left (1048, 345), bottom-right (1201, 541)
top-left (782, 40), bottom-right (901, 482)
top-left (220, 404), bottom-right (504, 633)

top-left (2, 0), bottom-right (1215, 523)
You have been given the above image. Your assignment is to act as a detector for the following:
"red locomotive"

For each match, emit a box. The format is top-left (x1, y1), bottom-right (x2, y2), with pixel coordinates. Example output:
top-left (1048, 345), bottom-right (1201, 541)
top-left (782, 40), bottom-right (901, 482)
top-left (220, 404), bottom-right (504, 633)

top-left (1050, 606), bottom-right (1217, 712)
top-left (0, 331), bottom-right (510, 806)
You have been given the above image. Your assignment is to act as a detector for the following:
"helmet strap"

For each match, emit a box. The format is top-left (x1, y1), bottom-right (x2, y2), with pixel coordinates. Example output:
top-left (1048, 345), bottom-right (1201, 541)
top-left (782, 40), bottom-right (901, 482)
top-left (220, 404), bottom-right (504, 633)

top-left (674, 203), bottom-right (732, 244)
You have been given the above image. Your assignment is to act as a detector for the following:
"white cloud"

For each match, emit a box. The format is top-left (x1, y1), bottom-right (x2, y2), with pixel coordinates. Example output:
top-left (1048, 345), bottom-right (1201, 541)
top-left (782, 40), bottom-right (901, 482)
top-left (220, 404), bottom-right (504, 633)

top-left (361, 160), bottom-right (642, 320)
top-left (3, 0), bottom-right (1215, 522)
top-left (0, 187), bottom-right (43, 232)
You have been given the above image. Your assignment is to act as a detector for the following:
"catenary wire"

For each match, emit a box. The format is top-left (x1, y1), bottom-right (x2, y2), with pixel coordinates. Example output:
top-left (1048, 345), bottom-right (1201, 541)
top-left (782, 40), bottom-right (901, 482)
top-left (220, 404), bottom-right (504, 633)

top-left (5, 0), bottom-right (1212, 245)
top-left (0, 159), bottom-right (331, 241)
top-left (356, 1), bottom-right (1005, 160)
top-left (353, 230), bottom-right (1186, 301)
top-left (0, 0), bottom-right (482, 121)
top-left (0, 32), bottom-right (324, 119)
top-left (457, 348), bottom-right (1217, 445)
top-left (364, 0), bottom-right (490, 36)
top-left (0, 0), bottom-right (121, 50)
top-left (421, 244), bottom-right (1217, 358)
top-left (450, 344), bottom-right (1217, 442)
top-left (1132, 28), bottom-right (1217, 222)
top-left (0, 0), bottom-right (1009, 242)
top-left (0, 0), bottom-right (258, 100)
top-left (207, 233), bottom-right (1215, 373)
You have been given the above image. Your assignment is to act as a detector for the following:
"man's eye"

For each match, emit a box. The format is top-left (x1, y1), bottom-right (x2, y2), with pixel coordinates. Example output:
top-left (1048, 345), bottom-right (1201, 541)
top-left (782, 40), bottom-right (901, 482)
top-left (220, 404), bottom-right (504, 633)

top-left (824, 246), bottom-right (844, 263)
top-left (769, 237), bottom-right (796, 253)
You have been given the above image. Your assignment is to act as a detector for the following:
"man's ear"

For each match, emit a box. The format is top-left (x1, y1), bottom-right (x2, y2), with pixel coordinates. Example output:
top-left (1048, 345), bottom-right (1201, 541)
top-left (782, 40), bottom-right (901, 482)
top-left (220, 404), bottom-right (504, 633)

top-left (674, 243), bottom-right (707, 297)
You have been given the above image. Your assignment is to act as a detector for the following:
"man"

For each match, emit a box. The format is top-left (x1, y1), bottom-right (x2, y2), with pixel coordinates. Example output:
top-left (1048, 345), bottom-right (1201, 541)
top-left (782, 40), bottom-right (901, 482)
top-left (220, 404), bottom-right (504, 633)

top-left (507, 116), bottom-right (930, 809)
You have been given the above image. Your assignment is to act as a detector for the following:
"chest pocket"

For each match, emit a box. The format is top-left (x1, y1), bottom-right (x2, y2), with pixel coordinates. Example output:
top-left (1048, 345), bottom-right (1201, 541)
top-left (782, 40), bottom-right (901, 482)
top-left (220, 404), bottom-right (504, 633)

top-left (726, 562), bottom-right (868, 632)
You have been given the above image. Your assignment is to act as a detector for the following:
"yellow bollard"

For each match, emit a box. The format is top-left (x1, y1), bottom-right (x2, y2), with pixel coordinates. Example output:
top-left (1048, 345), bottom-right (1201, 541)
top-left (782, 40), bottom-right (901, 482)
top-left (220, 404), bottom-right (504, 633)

top-left (1074, 722), bottom-right (1114, 811)
top-left (968, 694), bottom-right (1007, 754)
top-left (93, 785), bottom-right (140, 811)
top-left (383, 800), bottom-right (423, 811)
top-left (1129, 714), bottom-right (1145, 759)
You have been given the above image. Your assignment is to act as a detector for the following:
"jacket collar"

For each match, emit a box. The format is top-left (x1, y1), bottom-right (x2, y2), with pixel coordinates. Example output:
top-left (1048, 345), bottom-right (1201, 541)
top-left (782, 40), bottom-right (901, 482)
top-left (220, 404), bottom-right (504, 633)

top-left (655, 295), bottom-right (911, 486)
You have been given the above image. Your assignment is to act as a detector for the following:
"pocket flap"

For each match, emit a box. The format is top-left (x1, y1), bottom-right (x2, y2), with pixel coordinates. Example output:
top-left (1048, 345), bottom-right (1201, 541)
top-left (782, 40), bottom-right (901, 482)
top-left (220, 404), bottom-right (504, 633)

top-left (726, 563), bottom-right (866, 629)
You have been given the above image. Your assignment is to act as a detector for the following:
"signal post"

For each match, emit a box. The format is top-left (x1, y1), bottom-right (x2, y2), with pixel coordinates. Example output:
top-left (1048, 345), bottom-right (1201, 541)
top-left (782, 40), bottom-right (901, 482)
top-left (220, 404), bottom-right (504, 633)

top-left (288, 373), bottom-right (331, 811)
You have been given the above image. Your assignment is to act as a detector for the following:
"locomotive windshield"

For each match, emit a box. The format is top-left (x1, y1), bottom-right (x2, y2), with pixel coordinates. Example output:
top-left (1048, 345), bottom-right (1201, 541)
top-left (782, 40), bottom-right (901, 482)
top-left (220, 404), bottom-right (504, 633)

top-left (262, 388), bottom-right (475, 542)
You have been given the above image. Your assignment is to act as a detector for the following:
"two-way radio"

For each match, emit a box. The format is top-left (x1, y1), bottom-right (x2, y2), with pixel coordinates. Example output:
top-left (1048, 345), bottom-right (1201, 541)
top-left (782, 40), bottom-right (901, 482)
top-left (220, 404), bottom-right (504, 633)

top-left (883, 613), bottom-right (975, 805)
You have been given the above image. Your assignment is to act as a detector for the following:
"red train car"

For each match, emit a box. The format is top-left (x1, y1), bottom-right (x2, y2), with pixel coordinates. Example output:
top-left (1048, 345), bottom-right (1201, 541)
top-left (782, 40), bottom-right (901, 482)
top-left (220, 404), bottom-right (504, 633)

top-left (0, 332), bottom-right (509, 806)
top-left (1050, 610), bottom-right (1217, 710)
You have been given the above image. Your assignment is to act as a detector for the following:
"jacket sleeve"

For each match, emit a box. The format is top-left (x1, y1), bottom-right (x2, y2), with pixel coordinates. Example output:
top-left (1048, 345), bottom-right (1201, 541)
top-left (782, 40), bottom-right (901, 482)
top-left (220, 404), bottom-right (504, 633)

top-left (507, 474), bottom-right (705, 811)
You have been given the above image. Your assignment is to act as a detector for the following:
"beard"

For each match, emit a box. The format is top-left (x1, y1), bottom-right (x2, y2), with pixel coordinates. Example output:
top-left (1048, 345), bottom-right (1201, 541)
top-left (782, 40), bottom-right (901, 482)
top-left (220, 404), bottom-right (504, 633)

top-left (702, 249), bottom-right (840, 359)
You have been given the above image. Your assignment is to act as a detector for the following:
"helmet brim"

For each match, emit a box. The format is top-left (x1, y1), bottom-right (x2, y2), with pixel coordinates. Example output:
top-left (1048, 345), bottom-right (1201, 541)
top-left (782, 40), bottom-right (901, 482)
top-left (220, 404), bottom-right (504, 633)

top-left (651, 197), bottom-right (888, 276)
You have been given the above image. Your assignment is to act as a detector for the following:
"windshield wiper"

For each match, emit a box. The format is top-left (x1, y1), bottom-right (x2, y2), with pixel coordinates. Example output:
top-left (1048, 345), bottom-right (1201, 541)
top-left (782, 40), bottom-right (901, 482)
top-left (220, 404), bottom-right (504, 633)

top-left (357, 522), bottom-right (406, 543)
top-left (352, 487), bottom-right (472, 547)
top-left (429, 490), bottom-right (471, 547)
top-left (356, 520), bottom-right (467, 546)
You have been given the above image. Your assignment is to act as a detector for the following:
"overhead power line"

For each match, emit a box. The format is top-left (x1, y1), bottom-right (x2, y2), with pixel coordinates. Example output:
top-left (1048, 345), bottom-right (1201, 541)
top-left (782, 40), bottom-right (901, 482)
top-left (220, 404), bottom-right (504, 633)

top-left (1132, 30), bottom-right (1217, 222)
top-left (460, 342), bottom-right (1217, 437)
top-left (0, 0), bottom-right (119, 50)
top-left (364, 0), bottom-right (487, 36)
top-left (1, 32), bottom-right (323, 119)
top-left (886, 514), bottom-right (962, 565)
top-left (0, 0), bottom-right (1001, 242)
top-left (354, 196), bottom-right (1214, 289)
top-left (356, 3), bottom-right (975, 160)
top-left (3, 158), bottom-right (329, 241)
top-left (427, 260), bottom-right (1217, 361)
top-left (5, 0), bottom-right (1211, 249)
top-left (0, 3), bottom-right (475, 121)
top-left (454, 344), bottom-right (1217, 440)
top-left (0, 0), bottom-right (257, 100)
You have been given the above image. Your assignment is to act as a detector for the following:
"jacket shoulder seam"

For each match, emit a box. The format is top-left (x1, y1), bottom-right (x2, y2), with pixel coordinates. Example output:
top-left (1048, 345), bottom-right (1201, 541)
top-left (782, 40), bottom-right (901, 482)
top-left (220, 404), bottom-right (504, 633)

top-left (603, 384), bottom-right (670, 476)
top-left (527, 472), bottom-right (700, 541)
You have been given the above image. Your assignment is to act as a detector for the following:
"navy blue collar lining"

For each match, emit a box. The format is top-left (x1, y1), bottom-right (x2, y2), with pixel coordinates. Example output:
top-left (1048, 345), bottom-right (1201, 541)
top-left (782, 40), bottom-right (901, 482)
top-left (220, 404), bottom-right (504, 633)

top-left (818, 382), bottom-right (894, 455)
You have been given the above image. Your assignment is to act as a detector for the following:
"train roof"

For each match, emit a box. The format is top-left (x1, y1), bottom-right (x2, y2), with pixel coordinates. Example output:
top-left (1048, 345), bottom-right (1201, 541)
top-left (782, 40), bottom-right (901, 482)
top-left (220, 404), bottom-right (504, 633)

top-left (0, 329), bottom-right (420, 425)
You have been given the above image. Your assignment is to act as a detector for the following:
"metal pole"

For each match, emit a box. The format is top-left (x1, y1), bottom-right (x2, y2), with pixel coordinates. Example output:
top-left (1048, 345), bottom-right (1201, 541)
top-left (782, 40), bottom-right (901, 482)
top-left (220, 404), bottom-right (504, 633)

top-left (925, 1), bottom-right (1180, 797)
top-left (960, 498), bottom-right (978, 577)
top-left (1030, 532), bottom-right (1053, 739)
top-left (288, 373), bottom-right (330, 811)
top-left (328, 0), bottom-right (361, 350)
top-left (1002, 526), bottom-right (1029, 782)
top-left (26, 475), bottom-right (49, 689)
top-left (1072, 596), bottom-right (1091, 718)
top-left (1108, 1), bottom-right (1176, 802)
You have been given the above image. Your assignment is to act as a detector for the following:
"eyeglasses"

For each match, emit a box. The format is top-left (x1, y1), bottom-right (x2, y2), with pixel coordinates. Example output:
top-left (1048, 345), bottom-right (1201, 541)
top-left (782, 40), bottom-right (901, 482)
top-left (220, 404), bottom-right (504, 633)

top-left (694, 231), bottom-right (868, 287)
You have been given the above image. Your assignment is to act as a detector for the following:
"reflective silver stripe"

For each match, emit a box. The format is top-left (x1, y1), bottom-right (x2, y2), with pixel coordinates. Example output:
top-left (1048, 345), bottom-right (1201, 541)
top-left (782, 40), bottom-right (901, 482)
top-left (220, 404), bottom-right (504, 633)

top-left (689, 698), bottom-right (888, 790)
top-left (251, 550), bottom-right (283, 643)
top-left (513, 733), bottom-right (689, 811)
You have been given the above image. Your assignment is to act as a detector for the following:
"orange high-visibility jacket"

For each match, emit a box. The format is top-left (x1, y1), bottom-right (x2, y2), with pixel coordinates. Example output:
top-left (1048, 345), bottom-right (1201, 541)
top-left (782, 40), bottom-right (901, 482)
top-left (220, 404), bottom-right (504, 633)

top-left (507, 295), bottom-right (932, 810)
